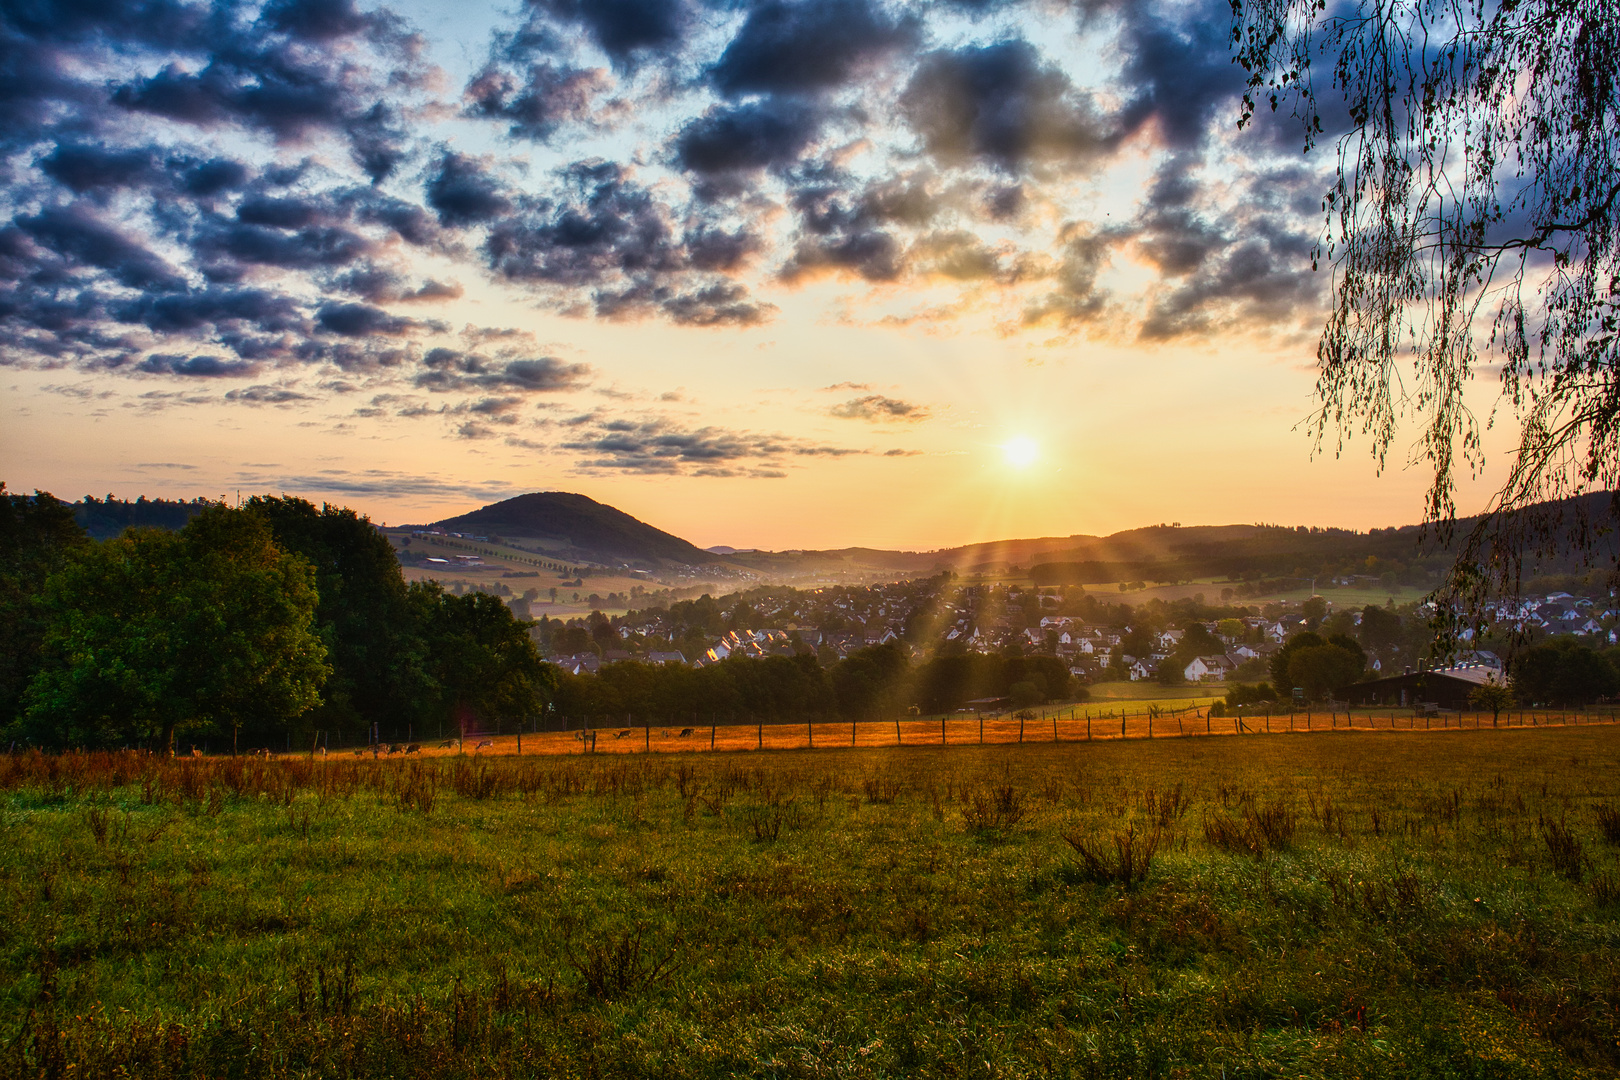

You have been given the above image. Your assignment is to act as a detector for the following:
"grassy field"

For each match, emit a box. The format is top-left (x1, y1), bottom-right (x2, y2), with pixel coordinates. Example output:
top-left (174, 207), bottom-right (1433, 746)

top-left (7, 727), bottom-right (1620, 1078)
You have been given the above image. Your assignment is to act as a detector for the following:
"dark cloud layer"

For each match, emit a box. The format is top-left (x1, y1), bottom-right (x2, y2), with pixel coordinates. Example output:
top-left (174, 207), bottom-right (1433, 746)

top-left (0, 0), bottom-right (1325, 423)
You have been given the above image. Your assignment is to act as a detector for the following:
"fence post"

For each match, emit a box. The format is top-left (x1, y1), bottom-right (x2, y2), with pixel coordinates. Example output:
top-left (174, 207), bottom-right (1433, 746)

top-left (757, 719), bottom-right (762, 750)
top-left (808, 718), bottom-right (813, 748)
top-left (979, 712), bottom-right (984, 744)
top-left (853, 719), bottom-right (857, 746)
top-left (1148, 711), bottom-right (1153, 739)
top-left (943, 715), bottom-right (947, 744)
top-left (711, 716), bottom-right (716, 750)
top-left (644, 716), bottom-right (650, 752)
top-left (896, 714), bottom-right (902, 745)
top-left (1019, 712), bottom-right (1025, 743)
top-left (1087, 712), bottom-right (1091, 740)
top-left (1052, 711), bottom-right (1057, 742)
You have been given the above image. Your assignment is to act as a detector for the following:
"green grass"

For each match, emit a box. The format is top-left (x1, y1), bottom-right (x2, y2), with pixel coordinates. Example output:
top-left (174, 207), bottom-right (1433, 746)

top-left (6, 729), bottom-right (1620, 1078)
top-left (1084, 680), bottom-right (1228, 703)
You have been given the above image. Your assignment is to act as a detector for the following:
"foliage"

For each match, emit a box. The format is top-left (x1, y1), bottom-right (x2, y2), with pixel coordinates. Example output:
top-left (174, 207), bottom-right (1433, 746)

top-left (247, 496), bottom-right (433, 741)
top-left (1512, 639), bottom-right (1620, 706)
top-left (20, 507), bottom-right (328, 751)
top-left (0, 485), bottom-right (90, 729)
top-left (1287, 643), bottom-right (1367, 701)
top-left (1225, 682), bottom-right (1279, 708)
top-left (1232, 0), bottom-right (1620, 634)
top-left (413, 584), bottom-right (556, 734)
top-left (1468, 682), bottom-right (1516, 724)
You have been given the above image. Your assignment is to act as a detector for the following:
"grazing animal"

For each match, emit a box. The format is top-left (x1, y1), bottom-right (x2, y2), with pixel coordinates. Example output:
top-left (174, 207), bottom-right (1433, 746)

top-left (679, 727), bottom-right (695, 738)
top-left (475, 739), bottom-right (494, 750)
top-left (386, 743), bottom-right (401, 755)
top-left (405, 743), bottom-right (420, 754)
top-left (352, 749), bottom-right (366, 756)
top-left (616, 729), bottom-right (632, 738)
top-left (189, 748), bottom-right (201, 758)
top-left (438, 740), bottom-right (456, 749)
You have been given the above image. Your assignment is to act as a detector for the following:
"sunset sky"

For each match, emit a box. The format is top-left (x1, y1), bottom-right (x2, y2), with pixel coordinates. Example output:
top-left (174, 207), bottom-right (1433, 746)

top-left (0, 0), bottom-right (1515, 550)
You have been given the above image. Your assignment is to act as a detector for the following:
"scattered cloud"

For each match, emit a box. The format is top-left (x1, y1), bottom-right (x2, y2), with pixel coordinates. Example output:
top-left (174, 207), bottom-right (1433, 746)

top-left (830, 395), bottom-right (931, 422)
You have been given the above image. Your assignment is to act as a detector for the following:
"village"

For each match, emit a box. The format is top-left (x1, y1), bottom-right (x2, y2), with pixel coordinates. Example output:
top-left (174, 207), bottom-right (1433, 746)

top-left (535, 575), bottom-right (1620, 689)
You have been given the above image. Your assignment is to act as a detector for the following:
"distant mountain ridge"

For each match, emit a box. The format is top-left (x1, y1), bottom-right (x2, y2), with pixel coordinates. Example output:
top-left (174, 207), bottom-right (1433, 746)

top-left (430, 492), bottom-right (710, 566)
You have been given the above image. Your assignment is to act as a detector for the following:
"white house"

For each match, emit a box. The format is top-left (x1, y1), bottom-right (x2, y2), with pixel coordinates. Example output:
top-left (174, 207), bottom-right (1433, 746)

top-left (1183, 655), bottom-right (1233, 682)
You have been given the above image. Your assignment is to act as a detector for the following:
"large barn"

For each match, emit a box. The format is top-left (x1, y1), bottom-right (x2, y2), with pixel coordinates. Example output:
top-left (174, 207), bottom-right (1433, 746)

top-left (1339, 663), bottom-right (1504, 710)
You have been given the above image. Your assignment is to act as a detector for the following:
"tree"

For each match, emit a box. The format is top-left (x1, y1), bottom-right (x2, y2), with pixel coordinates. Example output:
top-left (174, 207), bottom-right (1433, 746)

top-left (1468, 682), bottom-right (1515, 726)
top-left (1232, 0), bottom-right (1620, 637)
top-left (1009, 680), bottom-right (1045, 710)
top-left (1287, 644), bottom-right (1365, 701)
top-left (1300, 596), bottom-right (1327, 630)
top-left (0, 485), bottom-right (91, 729)
top-left (22, 507), bottom-right (328, 752)
top-left (1512, 639), bottom-right (1619, 705)
top-left (1270, 631), bottom-right (1325, 689)
top-left (415, 584), bottom-right (557, 736)
top-left (246, 496), bottom-right (431, 742)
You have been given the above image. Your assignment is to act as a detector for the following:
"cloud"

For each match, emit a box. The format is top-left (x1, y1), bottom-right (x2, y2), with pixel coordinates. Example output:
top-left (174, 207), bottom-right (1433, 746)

top-left (708, 0), bottom-right (919, 98)
top-left (415, 349), bottom-right (593, 393)
top-left (528, 0), bottom-right (691, 68)
top-left (560, 415), bottom-right (863, 475)
top-left (137, 353), bottom-right (261, 378)
top-left (17, 204), bottom-right (187, 292)
top-left (901, 40), bottom-right (1120, 173)
top-left (465, 62), bottom-right (612, 142)
top-left (315, 302), bottom-right (436, 337)
top-left (225, 384), bottom-right (314, 405)
top-left (483, 160), bottom-right (774, 323)
top-left (425, 152), bottom-right (512, 228)
top-left (674, 100), bottom-right (822, 177)
top-left (830, 395), bottom-right (930, 421)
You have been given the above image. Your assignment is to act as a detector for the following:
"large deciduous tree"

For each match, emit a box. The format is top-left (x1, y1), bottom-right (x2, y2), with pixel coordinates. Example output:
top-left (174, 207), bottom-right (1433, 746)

top-left (1233, 0), bottom-right (1620, 640)
top-left (22, 507), bottom-right (328, 752)
top-left (413, 583), bottom-right (556, 736)
top-left (246, 496), bottom-right (432, 741)
top-left (0, 485), bottom-right (90, 730)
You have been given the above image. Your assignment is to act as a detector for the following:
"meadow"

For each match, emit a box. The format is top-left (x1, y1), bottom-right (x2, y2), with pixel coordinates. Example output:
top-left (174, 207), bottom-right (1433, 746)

top-left (6, 726), bottom-right (1620, 1078)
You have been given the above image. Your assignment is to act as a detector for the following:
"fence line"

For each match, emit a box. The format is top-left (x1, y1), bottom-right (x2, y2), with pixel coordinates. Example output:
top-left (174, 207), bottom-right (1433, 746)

top-left (359, 703), bottom-right (1620, 758)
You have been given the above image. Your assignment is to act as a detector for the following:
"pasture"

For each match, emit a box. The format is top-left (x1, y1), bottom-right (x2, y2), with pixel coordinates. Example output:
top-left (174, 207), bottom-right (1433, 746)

top-left (5, 726), bottom-right (1620, 1078)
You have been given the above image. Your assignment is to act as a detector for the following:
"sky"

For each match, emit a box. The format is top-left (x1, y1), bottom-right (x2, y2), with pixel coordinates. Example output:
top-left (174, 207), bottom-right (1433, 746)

top-left (0, 0), bottom-right (1516, 550)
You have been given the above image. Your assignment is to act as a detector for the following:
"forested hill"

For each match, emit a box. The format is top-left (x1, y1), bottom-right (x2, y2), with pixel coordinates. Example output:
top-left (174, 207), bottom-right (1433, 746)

top-left (72, 495), bottom-right (215, 539)
top-left (429, 492), bottom-right (710, 566)
top-left (945, 494), bottom-right (1620, 586)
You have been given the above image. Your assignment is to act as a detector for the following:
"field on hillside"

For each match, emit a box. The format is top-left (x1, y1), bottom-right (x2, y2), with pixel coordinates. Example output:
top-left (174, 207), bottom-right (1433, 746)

top-left (6, 729), bottom-right (1620, 1078)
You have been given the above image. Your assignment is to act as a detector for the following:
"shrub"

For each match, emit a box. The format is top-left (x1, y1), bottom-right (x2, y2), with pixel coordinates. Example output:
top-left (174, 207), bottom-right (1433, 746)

top-left (1063, 825), bottom-right (1160, 887)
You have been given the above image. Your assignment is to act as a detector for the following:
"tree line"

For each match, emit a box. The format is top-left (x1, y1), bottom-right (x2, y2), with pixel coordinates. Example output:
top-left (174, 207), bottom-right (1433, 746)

top-left (547, 648), bottom-right (1078, 728)
top-left (1, 487), bottom-right (551, 753)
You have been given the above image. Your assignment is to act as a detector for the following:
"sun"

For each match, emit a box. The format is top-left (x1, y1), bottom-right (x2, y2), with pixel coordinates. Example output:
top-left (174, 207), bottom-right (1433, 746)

top-left (1002, 436), bottom-right (1039, 469)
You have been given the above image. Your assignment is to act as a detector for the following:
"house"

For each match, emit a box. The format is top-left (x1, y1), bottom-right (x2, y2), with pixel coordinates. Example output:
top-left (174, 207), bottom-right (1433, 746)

top-left (647, 651), bottom-right (687, 666)
top-left (1183, 655), bottom-right (1234, 682)
top-left (1128, 658), bottom-right (1156, 681)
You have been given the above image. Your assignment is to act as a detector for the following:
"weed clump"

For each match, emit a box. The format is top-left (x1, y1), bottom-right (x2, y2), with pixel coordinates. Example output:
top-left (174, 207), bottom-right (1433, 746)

top-left (962, 785), bottom-right (1026, 833)
top-left (1541, 816), bottom-right (1588, 882)
top-left (1594, 804), bottom-right (1620, 844)
top-left (1064, 825), bottom-right (1160, 887)
top-left (1203, 802), bottom-right (1298, 856)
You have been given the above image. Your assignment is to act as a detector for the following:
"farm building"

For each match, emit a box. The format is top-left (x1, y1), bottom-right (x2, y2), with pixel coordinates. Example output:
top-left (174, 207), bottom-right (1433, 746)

top-left (1339, 664), bottom-right (1504, 710)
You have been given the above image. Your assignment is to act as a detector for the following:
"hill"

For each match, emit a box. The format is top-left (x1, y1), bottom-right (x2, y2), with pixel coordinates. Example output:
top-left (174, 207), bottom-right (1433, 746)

top-left (430, 492), bottom-right (710, 566)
